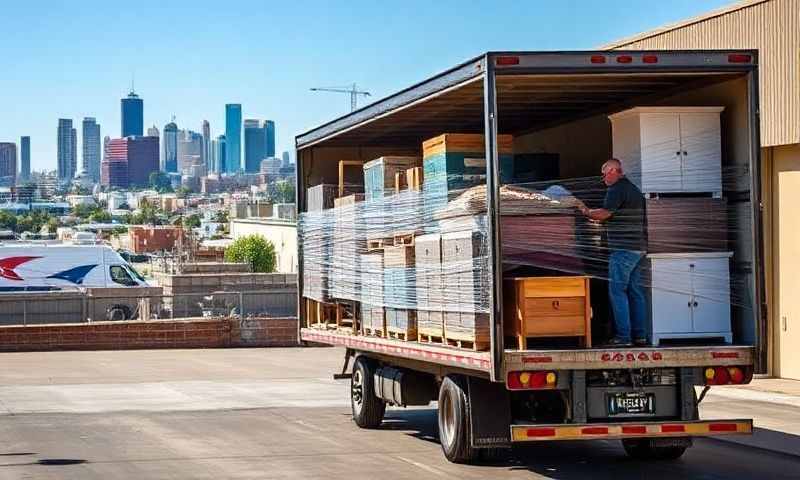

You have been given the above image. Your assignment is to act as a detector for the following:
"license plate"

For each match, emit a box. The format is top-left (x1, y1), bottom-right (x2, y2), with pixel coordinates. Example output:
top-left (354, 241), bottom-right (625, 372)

top-left (608, 392), bottom-right (655, 415)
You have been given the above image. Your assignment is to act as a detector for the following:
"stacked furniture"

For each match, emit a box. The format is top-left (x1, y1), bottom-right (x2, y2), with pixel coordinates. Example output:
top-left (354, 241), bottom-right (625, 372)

top-left (383, 244), bottom-right (417, 340)
top-left (415, 233), bottom-right (444, 342)
top-left (609, 106), bottom-right (732, 345)
top-left (441, 217), bottom-right (491, 350)
top-left (302, 185), bottom-right (337, 302)
top-left (422, 133), bottom-right (515, 210)
top-left (360, 251), bottom-right (385, 336)
top-left (330, 194), bottom-right (365, 301)
top-left (363, 156), bottom-right (421, 247)
top-left (504, 276), bottom-right (592, 349)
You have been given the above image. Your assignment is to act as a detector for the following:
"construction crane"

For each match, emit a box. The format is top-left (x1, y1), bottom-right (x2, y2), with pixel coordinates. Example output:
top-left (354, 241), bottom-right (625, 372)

top-left (310, 84), bottom-right (371, 112)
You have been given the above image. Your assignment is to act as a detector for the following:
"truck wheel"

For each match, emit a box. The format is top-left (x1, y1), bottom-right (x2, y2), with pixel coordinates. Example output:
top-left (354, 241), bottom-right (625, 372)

top-left (622, 438), bottom-right (690, 460)
top-left (350, 356), bottom-right (385, 428)
top-left (107, 306), bottom-right (130, 321)
top-left (438, 375), bottom-right (478, 464)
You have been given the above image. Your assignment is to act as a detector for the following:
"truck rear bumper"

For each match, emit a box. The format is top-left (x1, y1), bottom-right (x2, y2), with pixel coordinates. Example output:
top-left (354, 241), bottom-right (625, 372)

top-left (510, 419), bottom-right (752, 442)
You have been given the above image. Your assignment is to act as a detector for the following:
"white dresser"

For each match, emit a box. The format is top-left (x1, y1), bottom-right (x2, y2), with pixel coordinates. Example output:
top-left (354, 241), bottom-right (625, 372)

top-left (609, 106), bottom-right (724, 195)
top-left (647, 252), bottom-right (733, 345)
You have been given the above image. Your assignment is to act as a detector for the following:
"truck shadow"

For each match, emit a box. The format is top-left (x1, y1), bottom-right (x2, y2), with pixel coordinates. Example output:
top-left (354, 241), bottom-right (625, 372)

top-left (382, 408), bottom-right (800, 478)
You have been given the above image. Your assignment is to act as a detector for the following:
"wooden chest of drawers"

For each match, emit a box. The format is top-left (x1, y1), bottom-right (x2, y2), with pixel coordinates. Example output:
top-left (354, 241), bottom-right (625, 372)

top-left (503, 276), bottom-right (591, 349)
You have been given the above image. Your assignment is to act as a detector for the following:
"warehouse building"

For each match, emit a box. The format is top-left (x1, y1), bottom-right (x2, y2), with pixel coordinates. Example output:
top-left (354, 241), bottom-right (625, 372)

top-left (604, 0), bottom-right (799, 379)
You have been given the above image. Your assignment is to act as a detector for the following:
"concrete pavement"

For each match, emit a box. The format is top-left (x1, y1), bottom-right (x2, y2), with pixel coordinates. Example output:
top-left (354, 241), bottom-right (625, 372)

top-left (0, 347), bottom-right (798, 479)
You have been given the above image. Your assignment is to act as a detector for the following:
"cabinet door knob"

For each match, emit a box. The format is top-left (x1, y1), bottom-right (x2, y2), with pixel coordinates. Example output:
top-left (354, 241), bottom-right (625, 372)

top-left (552, 300), bottom-right (560, 309)
top-left (676, 151), bottom-right (681, 156)
top-left (693, 301), bottom-right (699, 307)
top-left (688, 301), bottom-right (693, 308)
top-left (683, 151), bottom-right (688, 155)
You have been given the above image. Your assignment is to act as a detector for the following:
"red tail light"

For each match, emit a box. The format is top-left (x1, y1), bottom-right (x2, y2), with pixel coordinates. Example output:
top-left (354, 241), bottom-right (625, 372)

top-left (507, 371), bottom-right (557, 390)
top-left (496, 56), bottom-right (520, 66)
top-left (728, 53), bottom-right (752, 63)
top-left (642, 55), bottom-right (659, 64)
top-left (728, 367), bottom-right (745, 384)
top-left (590, 55), bottom-right (606, 64)
top-left (616, 55), bottom-right (633, 64)
top-left (705, 366), bottom-right (750, 385)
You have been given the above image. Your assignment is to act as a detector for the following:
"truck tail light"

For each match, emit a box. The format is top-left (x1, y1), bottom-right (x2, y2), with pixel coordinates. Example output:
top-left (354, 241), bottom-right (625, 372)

top-left (507, 371), bottom-right (557, 390)
top-left (728, 53), bottom-right (752, 63)
top-left (642, 55), bottom-right (659, 64)
top-left (590, 55), bottom-right (606, 64)
top-left (616, 55), bottom-right (633, 64)
top-left (705, 366), bottom-right (748, 385)
top-left (496, 56), bottom-right (520, 66)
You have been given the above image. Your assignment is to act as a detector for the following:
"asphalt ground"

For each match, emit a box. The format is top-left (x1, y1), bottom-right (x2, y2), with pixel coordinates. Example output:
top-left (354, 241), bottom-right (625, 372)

top-left (0, 347), bottom-right (798, 479)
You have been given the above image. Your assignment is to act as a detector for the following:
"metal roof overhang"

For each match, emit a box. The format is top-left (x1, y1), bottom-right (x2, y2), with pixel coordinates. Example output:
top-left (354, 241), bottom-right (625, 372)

top-left (296, 52), bottom-right (750, 150)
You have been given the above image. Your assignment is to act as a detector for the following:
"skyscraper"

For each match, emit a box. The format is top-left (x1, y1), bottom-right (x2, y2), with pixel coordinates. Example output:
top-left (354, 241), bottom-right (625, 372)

top-left (225, 104), bottom-right (241, 174)
top-left (147, 125), bottom-right (160, 137)
top-left (82, 117), bottom-right (101, 183)
top-left (281, 150), bottom-right (290, 167)
top-left (202, 120), bottom-right (210, 171)
top-left (57, 119), bottom-right (77, 182)
top-left (265, 120), bottom-right (275, 158)
top-left (121, 90), bottom-right (143, 137)
top-left (215, 134), bottom-right (226, 174)
top-left (162, 121), bottom-right (178, 173)
top-left (177, 130), bottom-right (204, 175)
top-left (0, 143), bottom-right (17, 187)
top-left (243, 119), bottom-right (267, 174)
top-left (20, 136), bottom-right (30, 182)
top-left (101, 136), bottom-right (159, 188)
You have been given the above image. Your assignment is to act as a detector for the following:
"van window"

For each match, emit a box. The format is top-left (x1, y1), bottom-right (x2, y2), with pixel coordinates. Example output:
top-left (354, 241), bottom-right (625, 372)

top-left (110, 265), bottom-right (137, 286)
top-left (126, 264), bottom-right (146, 282)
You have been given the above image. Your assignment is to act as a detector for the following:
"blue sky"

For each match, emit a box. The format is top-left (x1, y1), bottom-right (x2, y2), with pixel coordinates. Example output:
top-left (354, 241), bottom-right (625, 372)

top-left (1, 0), bottom-right (732, 171)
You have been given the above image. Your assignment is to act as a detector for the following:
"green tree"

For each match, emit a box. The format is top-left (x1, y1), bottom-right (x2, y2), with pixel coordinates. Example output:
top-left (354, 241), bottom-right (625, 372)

top-left (16, 216), bottom-right (34, 233)
top-left (183, 213), bottom-right (201, 228)
top-left (149, 171), bottom-right (173, 193)
top-left (224, 234), bottom-right (276, 273)
top-left (89, 209), bottom-right (112, 223)
top-left (176, 186), bottom-right (191, 199)
top-left (0, 211), bottom-right (17, 231)
top-left (272, 181), bottom-right (295, 203)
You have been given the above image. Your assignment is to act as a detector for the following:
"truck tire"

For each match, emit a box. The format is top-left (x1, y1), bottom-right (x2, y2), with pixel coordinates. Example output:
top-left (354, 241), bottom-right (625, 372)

top-left (621, 438), bottom-right (690, 460)
top-left (438, 375), bottom-right (478, 464)
top-left (107, 306), bottom-right (130, 321)
top-left (350, 356), bottom-right (385, 428)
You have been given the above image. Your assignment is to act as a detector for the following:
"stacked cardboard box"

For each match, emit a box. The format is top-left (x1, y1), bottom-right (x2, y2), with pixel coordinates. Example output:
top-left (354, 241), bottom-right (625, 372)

top-left (360, 251), bottom-right (385, 336)
top-left (330, 194), bottom-right (365, 301)
top-left (415, 233), bottom-right (444, 340)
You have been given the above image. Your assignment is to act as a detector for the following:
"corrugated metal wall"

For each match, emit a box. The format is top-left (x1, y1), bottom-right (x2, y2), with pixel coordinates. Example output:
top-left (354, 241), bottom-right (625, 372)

top-left (608, 0), bottom-right (799, 147)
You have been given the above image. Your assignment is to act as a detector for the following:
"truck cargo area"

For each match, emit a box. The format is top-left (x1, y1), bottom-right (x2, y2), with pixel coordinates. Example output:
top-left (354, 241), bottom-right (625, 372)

top-left (296, 51), bottom-right (761, 463)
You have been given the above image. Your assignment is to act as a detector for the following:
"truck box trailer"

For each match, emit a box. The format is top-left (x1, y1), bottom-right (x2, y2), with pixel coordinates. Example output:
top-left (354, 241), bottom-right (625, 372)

top-left (296, 50), bottom-right (763, 463)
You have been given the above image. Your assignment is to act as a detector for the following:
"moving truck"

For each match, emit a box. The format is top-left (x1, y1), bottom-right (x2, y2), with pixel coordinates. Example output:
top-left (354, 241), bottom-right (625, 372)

top-left (0, 244), bottom-right (148, 291)
top-left (296, 51), bottom-right (763, 463)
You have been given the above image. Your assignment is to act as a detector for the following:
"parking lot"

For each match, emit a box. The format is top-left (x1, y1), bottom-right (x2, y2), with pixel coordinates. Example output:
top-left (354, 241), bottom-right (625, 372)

top-left (0, 347), bottom-right (798, 479)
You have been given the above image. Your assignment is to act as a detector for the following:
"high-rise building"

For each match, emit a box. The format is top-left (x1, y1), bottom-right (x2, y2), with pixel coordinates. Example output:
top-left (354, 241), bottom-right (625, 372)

top-left (121, 90), bottom-right (143, 137)
top-left (215, 134), bottom-right (226, 174)
top-left (177, 130), bottom-right (204, 175)
top-left (82, 117), bottom-right (101, 183)
top-left (20, 136), bottom-right (30, 182)
top-left (57, 119), bottom-right (77, 182)
top-left (265, 120), bottom-right (275, 158)
top-left (162, 121), bottom-right (178, 173)
top-left (0, 143), bottom-right (17, 187)
top-left (101, 136), bottom-right (159, 188)
top-left (225, 104), bottom-right (241, 174)
top-left (202, 120), bottom-right (210, 170)
top-left (147, 125), bottom-right (159, 137)
top-left (244, 119), bottom-right (267, 174)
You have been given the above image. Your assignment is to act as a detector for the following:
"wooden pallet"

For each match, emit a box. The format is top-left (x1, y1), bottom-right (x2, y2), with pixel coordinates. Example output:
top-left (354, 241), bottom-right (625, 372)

top-left (333, 300), bottom-right (358, 333)
top-left (444, 329), bottom-right (490, 352)
top-left (387, 326), bottom-right (417, 342)
top-left (304, 298), bottom-right (338, 328)
top-left (367, 237), bottom-right (392, 251)
top-left (417, 331), bottom-right (444, 345)
top-left (393, 232), bottom-right (417, 246)
top-left (363, 326), bottom-right (386, 338)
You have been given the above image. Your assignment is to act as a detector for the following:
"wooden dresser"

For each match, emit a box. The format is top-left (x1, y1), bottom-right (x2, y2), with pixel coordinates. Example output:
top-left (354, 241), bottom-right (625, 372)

top-left (503, 276), bottom-right (591, 350)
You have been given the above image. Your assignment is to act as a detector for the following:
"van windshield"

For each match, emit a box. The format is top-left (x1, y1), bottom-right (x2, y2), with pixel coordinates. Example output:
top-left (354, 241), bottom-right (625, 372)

top-left (126, 264), bottom-right (146, 282)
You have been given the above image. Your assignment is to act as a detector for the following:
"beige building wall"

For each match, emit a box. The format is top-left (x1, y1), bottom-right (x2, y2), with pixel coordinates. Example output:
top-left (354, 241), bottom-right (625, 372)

top-left (605, 0), bottom-right (800, 377)
top-left (230, 219), bottom-right (298, 274)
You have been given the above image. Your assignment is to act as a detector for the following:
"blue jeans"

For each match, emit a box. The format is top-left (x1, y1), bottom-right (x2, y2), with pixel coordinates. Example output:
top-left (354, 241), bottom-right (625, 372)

top-left (608, 250), bottom-right (647, 341)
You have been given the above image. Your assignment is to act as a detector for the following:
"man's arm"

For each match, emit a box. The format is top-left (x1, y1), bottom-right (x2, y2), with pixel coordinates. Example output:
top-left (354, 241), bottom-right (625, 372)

top-left (579, 205), bottom-right (613, 221)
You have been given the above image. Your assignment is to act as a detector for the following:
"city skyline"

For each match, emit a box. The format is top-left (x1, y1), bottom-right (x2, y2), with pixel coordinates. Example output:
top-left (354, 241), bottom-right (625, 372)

top-left (0, 0), bottom-right (730, 171)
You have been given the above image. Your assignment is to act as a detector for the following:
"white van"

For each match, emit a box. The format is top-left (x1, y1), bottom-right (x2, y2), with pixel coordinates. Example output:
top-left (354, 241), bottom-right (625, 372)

top-left (0, 244), bottom-right (147, 292)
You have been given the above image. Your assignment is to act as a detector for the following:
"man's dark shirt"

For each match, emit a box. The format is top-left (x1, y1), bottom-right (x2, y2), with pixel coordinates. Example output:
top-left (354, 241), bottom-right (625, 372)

top-left (603, 176), bottom-right (646, 252)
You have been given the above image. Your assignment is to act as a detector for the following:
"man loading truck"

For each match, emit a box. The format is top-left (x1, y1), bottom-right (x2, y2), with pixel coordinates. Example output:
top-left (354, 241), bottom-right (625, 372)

top-left (580, 158), bottom-right (648, 347)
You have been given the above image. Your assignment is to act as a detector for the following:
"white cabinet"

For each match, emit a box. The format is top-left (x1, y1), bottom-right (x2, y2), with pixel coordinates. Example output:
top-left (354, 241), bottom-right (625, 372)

top-left (609, 107), bottom-right (724, 195)
top-left (648, 252), bottom-right (733, 345)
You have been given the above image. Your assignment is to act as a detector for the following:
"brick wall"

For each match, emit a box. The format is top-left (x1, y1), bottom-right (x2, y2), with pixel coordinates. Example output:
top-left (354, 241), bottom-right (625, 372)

top-left (0, 316), bottom-right (298, 352)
